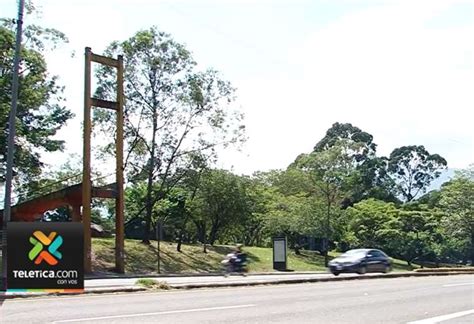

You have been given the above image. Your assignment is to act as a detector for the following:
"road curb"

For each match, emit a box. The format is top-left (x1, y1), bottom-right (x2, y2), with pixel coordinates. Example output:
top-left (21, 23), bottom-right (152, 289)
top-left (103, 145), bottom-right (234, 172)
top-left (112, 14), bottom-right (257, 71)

top-left (170, 271), bottom-right (474, 290)
top-left (0, 286), bottom-right (147, 300)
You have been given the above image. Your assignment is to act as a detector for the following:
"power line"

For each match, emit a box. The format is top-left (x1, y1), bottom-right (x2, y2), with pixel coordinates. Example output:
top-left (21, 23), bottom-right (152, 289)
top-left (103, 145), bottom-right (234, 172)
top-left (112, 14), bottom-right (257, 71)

top-left (162, 3), bottom-right (291, 68)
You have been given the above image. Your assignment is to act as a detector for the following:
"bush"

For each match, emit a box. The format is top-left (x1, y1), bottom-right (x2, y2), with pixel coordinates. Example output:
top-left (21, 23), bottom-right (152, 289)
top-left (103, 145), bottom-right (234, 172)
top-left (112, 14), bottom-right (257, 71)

top-left (136, 278), bottom-right (171, 290)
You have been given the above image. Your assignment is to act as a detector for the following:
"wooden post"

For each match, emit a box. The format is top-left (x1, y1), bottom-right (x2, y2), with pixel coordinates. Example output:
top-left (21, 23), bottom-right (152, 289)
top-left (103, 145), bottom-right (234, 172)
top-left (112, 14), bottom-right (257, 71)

top-left (82, 47), bottom-right (92, 274)
top-left (83, 47), bottom-right (125, 274)
top-left (71, 204), bottom-right (82, 222)
top-left (115, 55), bottom-right (125, 273)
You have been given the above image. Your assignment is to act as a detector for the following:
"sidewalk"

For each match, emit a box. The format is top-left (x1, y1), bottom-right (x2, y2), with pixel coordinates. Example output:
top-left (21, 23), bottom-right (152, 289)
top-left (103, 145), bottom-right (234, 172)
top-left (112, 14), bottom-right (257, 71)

top-left (84, 271), bottom-right (331, 289)
top-left (2, 270), bottom-right (473, 299)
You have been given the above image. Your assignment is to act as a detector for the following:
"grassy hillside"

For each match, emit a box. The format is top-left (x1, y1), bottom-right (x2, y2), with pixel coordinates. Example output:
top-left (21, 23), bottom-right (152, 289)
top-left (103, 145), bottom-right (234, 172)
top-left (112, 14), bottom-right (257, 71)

top-left (92, 238), bottom-right (418, 274)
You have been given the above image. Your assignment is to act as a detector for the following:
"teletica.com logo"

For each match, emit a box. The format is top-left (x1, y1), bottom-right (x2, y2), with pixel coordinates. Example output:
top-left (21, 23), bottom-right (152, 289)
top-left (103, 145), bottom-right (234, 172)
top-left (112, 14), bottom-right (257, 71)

top-left (29, 231), bottom-right (63, 265)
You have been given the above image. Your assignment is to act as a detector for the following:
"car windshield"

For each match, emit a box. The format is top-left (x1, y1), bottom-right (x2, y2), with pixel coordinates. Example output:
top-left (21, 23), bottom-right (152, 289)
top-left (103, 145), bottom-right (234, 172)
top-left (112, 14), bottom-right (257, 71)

top-left (340, 250), bottom-right (367, 258)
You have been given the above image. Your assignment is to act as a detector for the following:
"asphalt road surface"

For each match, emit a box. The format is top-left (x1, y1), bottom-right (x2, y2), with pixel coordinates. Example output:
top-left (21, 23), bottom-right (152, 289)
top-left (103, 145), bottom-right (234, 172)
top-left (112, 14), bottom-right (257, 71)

top-left (1, 275), bottom-right (473, 323)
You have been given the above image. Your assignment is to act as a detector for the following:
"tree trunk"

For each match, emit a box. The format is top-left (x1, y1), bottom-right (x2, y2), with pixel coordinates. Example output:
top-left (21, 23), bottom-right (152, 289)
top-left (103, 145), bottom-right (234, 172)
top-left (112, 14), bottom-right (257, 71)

top-left (324, 188), bottom-right (331, 267)
top-left (195, 221), bottom-right (206, 244)
top-left (177, 232), bottom-right (182, 252)
top-left (209, 225), bottom-right (218, 246)
top-left (143, 110), bottom-right (158, 244)
top-left (294, 244), bottom-right (301, 255)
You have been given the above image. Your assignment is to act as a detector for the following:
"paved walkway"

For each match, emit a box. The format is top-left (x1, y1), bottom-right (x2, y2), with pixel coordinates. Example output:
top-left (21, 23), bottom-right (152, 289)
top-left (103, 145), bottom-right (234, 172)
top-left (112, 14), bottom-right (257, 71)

top-left (85, 272), bottom-right (336, 289)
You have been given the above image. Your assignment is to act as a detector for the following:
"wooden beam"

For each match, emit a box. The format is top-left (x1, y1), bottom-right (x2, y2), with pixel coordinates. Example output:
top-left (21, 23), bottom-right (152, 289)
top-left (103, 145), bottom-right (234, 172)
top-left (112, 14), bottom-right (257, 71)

top-left (91, 188), bottom-right (116, 199)
top-left (91, 98), bottom-right (118, 110)
top-left (90, 53), bottom-right (118, 67)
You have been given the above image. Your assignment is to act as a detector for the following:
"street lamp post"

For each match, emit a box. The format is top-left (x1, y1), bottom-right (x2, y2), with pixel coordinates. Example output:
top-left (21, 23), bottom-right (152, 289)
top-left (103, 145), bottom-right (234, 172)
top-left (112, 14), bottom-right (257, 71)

top-left (2, 0), bottom-right (25, 290)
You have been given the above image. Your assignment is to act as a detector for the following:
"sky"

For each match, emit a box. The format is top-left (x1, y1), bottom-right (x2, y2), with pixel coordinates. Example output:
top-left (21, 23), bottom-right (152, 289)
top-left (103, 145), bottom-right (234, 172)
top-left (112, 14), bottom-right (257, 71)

top-left (2, 0), bottom-right (473, 176)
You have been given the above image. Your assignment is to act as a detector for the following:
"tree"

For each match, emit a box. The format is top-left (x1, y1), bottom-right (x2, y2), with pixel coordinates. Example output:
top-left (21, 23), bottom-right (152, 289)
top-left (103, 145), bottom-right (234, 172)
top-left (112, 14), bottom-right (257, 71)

top-left (155, 188), bottom-right (189, 252)
top-left (190, 169), bottom-right (249, 249)
top-left (387, 145), bottom-right (447, 202)
top-left (314, 122), bottom-right (376, 157)
top-left (0, 17), bottom-right (72, 189)
top-left (389, 209), bottom-right (443, 266)
top-left (312, 122), bottom-right (396, 205)
top-left (346, 199), bottom-right (398, 249)
top-left (297, 140), bottom-right (361, 265)
top-left (17, 155), bottom-right (82, 201)
top-left (233, 174), bottom-right (269, 247)
top-left (439, 167), bottom-right (474, 263)
top-left (94, 27), bottom-right (245, 243)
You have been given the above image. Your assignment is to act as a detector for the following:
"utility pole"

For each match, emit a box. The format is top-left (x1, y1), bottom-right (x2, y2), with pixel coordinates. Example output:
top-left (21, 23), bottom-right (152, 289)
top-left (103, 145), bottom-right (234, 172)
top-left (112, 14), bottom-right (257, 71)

top-left (2, 0), bottom-right (25, 291)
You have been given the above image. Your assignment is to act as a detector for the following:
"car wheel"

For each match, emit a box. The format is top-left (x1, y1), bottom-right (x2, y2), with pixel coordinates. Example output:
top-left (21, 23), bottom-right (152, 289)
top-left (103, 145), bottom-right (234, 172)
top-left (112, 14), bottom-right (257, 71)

top-left (357, 266), bottom-right (367, 275)
top-left (382, 264), bottom-right (391, 273)
top-left (332, 271), bottom-right (340, 276)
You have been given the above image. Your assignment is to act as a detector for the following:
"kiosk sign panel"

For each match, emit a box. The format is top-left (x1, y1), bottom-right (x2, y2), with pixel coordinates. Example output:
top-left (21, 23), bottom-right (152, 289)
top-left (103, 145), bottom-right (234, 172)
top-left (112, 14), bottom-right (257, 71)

top-left (272, 236), bottom-right (287, 271)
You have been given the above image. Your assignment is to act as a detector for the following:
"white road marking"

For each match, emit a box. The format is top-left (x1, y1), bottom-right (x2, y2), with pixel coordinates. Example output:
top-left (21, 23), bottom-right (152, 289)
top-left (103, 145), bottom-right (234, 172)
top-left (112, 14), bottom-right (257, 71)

top-left (52, 304), bottom-right (256, 323)
top-left (407, 309), bottom-right (474, 324)
top-left (443, 282), bottom-right (474, 287)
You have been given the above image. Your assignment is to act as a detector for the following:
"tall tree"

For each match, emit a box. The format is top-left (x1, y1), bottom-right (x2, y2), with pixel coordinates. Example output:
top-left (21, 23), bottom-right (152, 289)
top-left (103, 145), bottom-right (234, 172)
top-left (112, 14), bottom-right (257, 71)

top-left (190, 169), bottom-right (249, 248)
top-left (0, 17), bottom-right (72, 191)
top-left (346, 199), bottom-right (398, 249)
top-left (94, 27), bottom-right (245, 243)
top-left (387, 145), bottom-right (447, 202)
top-left (297, 140), bottom-right (361, 265)
top-left (312, 122), bottom-right (396, 204)
top-left (388, 209), bottom-right (443, 266)
top-left (313, 122), bottom-right (376, 160)
top-left (439, 167), bottom-right (474, 263)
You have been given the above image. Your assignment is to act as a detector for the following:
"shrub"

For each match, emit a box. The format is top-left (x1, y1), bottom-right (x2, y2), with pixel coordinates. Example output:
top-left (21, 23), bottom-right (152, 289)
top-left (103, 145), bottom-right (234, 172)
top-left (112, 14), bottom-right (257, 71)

top-left (136, 278), bottom-right (171, 290)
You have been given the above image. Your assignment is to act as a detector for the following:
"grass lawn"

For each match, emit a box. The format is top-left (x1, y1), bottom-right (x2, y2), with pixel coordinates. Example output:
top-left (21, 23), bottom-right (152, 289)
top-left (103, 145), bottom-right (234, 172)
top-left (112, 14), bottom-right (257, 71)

top-left (92, 238), bottom-right (418, 274)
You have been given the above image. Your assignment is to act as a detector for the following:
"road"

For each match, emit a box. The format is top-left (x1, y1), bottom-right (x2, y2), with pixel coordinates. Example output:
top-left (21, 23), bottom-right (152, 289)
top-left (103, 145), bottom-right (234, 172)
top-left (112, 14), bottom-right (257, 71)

top-left (1, 275), bottom-right (473, 323)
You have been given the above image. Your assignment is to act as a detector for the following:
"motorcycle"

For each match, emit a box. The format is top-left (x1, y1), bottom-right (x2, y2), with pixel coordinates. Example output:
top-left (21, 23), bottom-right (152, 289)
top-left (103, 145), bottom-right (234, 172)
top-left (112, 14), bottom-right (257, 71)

top-left (221, 252), bottom-right (248, 277)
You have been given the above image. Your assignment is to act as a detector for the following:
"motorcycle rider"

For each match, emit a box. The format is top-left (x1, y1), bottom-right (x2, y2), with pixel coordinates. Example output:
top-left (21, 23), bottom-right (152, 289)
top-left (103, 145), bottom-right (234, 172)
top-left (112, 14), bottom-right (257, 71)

top-left (222, 244), bottom-right (247, 276)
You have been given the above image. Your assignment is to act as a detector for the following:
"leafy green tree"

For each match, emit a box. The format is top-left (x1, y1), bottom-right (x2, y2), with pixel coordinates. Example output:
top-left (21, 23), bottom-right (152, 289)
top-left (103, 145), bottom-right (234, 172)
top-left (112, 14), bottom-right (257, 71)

top-left (264, 192), bottom-right (314, 249)
top-left (357, 156), bottom-right (399, 204)
top-left (261, 169), bottom-right (335, 252)
top-left (415, 189), bottom-right (443, 209)
top-left (190, 169), bottom-right (249, 249)
top-left (0, 17), bottom-right (72, 188)
top-left (346, 199), bottom-right (398, 248)
top-left (297, 140), bottom-right (361, 265)
top-left (388, 209), bottom-right (443, 266)
top-left (313, 122), bottom-right (375, 156)
top-left (94, 27), bottom-right (245, 243)
top-left (387, 145), bottom-right (447, 202)
top-left (312, 122), bottom-right (396, 205)
top-left (17, 155), bottom-right (82, 201)
top-left (155, 188), bottom-right (189, 251)
top-left (233, 173), bottom-right (271, 247)
top-left (345, 198), bottom-right (447, 266)
top-left (439, 167), bottom-right (474, 263)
